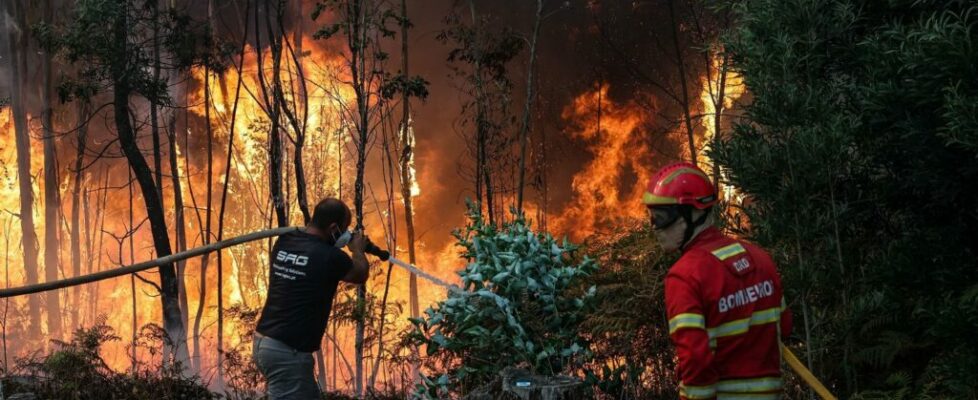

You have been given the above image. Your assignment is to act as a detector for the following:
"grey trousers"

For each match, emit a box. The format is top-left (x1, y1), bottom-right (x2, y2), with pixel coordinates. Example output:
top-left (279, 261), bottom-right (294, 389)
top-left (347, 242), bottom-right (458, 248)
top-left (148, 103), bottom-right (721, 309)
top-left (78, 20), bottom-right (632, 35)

top-left (252, 334), bottom-right (322, 400)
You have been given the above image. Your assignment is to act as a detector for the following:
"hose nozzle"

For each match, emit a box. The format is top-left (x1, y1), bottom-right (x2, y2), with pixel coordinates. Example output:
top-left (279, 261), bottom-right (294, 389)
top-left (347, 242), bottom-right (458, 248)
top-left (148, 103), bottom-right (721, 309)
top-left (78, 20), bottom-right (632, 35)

top-left (364, 238), bottom-right (390, 261)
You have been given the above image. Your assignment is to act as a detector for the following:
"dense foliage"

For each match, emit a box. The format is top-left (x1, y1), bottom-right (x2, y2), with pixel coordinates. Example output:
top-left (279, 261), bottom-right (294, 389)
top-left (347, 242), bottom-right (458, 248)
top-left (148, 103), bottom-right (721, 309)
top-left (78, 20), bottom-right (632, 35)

top-left (35, 0), bottom-right (227, 103)
top-left (577, 226), bottom-right (678, 400)
top-left (714, 0), bottom-right (978, 397)
top-left (408, 206), bottom-right (597, 398)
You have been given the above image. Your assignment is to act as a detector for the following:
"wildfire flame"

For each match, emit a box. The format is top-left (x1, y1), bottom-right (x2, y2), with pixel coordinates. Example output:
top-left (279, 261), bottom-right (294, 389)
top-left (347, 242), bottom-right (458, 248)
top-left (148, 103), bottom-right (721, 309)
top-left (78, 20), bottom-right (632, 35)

top-left (402, 118), bottom-right (421, 199)
top-left (0, 25), bottom-right (743, 397)
top-left (551, 83), bottom-right (655, 238)
top-left (698, 52), bottom-right (746, 202)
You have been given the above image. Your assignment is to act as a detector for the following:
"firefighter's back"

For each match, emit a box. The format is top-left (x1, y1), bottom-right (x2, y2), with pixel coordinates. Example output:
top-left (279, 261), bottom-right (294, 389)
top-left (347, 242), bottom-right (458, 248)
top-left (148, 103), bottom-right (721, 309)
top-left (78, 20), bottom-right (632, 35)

top-left (670, 228), bottom-right (791, 399)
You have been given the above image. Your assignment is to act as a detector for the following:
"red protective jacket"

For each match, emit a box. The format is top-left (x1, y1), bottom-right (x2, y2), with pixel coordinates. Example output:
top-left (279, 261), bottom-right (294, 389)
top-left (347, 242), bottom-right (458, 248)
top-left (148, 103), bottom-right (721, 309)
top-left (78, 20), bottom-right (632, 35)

top-left (665, 227), bottom-right (791, 400)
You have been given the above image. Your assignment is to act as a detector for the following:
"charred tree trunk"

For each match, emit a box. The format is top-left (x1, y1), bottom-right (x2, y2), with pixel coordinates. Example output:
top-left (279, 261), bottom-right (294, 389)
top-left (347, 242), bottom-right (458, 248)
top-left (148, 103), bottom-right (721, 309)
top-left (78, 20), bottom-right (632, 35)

top-left (294, 143), bottom-right (310, 221)
top-left (109, 0), bottom-right (188, 370)
top-left (189, 106), bottom-right (207, 373)
top-left (204, 67), bottom-right (219, 383)
top-left (81, 169), bottom-right (92, 326)
top-left (711, 53), bottom-right (729, 190)
top-left (89, 170), bottom-right (111, 325)
top-left (151, 0), bottom-right (164, 195)
top-left (668, 0), bottom-right (697, 166)
top-left (214, 0), bottom-right (250, 383)
top-left (3, 217), bottom-right (12, 368)
top-left (399, 0), bottom-right (421, 329)
top-left (167, 101), bottom-right (191, 369)
top-left (70, 101), bottom-right (91, 331)
top-left (5, 0), bottom-right (43, 338)
top-left (349, 0), bottom-right (370, 395)
top-left (258, 1), bottom-right (288, 228)
top-left (285, 1), bottom-right (311, 224)
top-left (516, 0), bottom-right (543, 213)
top-left (41, 0), bottom-right (63, 340)
top-left (468, 0), bottom-right (494, 226)
top-left (128, 169), bottom-right (138, 373)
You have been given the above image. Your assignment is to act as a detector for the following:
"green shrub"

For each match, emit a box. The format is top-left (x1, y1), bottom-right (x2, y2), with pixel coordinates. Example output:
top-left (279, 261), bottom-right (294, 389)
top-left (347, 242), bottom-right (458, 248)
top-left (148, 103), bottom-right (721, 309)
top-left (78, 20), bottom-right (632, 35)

top-left (4, 321), bottom-right (216, 400)
top-left (408, 205), bottom-right (597, 398)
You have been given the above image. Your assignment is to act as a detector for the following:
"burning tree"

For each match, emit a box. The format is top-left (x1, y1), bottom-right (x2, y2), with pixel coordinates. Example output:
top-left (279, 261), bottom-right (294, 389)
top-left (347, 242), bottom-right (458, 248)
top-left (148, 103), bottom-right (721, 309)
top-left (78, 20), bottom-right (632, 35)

top-left (1, 0), bottom-right (43, 341)
top-left (36, 0), bottom-right (226, 371)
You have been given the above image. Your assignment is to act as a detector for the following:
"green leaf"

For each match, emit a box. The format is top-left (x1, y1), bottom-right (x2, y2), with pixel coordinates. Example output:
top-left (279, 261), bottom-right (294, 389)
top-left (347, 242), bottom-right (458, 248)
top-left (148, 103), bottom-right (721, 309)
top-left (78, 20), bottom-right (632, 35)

top-left (491, 271), bottom-right (510, 283)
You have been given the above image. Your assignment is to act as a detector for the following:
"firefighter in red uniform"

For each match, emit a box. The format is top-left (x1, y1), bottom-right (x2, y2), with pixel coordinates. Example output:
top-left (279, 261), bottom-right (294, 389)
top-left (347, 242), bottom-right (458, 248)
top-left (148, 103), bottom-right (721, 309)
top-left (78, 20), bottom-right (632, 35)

top-left (644, 162), bottom-right (792, 400)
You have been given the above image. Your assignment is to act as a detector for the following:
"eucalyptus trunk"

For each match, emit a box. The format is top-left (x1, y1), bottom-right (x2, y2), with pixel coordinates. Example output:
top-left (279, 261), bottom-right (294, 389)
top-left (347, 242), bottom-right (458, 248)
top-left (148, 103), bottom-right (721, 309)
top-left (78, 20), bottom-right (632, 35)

top-left (41, 0), bottom-right (63, 340)
top-left (5, 0), bottom-right (42, 338)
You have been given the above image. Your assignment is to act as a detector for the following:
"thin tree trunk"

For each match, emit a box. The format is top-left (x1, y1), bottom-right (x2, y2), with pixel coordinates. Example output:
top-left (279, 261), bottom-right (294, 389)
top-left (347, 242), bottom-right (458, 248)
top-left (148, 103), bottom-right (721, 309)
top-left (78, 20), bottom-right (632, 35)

top-left (82, 173), bottom-right (92, 326)
top-left (468, 0), bottom-right (494, 225)
top-left (90, 170), bottom-right (110, 325)
top-left (214, 0), bottom-right (250, 381)
top-left (271, 70), bottom-right (287, 227)
top-left (348, 0), bottom-right (371, 395)
top-left (516, 0), bottom-right (543, 212)
top-left (190, 100), bottom-right (208, 373)
top-left (396, 0), bottom-right (423, 381)
top-left (129, 169), bottom-right (138, 373)
top-left (6, 0), bottom-right (42, 338)
top-left (369, 130), bottom-right (399, 389)
top-left (204, 66), bottom-right (219, 384)
top-left (3, 217), bottom-right (11, 368)
top-left (332, 317), bottom-right (338, 391)
top-left (151, 0), bottom-right (164, 194)
top-left (399, 0), bottom-right (420, 325)
top-left (70, 101), bottom-right (91, 331)
top-left (40, 0), bottom-right (63, 340)
top-left (668, 0), bottom-right (697, 166)
top-left (288, 0), bottom-right (312, 224)
top-left (711, 53), bottom-right (728, 190)
top-left (540, 125), bottom-right (548, 231)
top-left (167, 102), bottom-right (191, 369)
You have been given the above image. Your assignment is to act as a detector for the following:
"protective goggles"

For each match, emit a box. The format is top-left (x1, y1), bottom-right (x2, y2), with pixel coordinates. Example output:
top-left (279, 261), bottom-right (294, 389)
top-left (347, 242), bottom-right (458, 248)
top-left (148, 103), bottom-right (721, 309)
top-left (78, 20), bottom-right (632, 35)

top-left (648, 206), bottom-right (682, 230)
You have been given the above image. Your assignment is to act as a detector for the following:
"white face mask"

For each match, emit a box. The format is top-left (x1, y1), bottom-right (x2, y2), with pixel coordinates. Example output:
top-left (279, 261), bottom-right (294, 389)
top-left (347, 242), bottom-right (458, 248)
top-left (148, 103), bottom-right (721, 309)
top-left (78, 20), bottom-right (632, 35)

top-left (333, 230), bottom-right (352, 248)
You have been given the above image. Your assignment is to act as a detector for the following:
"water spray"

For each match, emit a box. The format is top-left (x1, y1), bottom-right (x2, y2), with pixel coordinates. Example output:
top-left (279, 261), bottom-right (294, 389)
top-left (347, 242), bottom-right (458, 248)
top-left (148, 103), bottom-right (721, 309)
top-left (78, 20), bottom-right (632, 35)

top-left (363, 239), bottom-right (461, 293)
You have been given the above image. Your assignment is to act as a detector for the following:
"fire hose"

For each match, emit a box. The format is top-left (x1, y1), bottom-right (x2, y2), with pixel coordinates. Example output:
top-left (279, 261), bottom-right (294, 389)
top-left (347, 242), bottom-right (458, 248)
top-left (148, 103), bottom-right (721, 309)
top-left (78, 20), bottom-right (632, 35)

top-left (0, 227), bottom-right (835, 398)
top-left (782, 345), bottom-right (837, 400)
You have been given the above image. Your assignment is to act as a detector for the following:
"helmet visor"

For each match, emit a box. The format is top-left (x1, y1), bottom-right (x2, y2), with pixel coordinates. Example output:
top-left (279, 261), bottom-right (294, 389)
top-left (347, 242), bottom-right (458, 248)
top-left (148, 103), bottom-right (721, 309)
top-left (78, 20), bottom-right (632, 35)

top-left (649, 206), bottom-right (681, 230)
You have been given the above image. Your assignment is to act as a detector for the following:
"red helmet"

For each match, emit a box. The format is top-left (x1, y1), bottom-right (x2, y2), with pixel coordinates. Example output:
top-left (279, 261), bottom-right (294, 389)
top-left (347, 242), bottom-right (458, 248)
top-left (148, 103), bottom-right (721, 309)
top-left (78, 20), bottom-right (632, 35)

top-left (642, 162), bottom-right (717, 209)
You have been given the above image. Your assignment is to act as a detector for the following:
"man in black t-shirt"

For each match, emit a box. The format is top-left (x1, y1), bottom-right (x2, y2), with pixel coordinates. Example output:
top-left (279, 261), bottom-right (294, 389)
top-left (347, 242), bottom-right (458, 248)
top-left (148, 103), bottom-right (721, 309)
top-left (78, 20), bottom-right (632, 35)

top-left (253, 198), bottom-right (369, 399)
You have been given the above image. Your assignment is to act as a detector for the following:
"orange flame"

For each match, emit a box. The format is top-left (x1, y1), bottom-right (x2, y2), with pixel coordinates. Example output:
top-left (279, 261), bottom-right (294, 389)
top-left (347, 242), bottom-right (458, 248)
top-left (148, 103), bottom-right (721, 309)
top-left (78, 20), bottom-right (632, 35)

top-left (551, 83), bottom-right (655, 238)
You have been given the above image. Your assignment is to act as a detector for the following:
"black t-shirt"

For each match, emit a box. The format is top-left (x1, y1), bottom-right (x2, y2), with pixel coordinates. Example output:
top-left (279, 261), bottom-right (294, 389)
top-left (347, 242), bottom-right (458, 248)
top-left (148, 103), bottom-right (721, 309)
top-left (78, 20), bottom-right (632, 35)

top-left (256, 231), bottom-right (353, 352)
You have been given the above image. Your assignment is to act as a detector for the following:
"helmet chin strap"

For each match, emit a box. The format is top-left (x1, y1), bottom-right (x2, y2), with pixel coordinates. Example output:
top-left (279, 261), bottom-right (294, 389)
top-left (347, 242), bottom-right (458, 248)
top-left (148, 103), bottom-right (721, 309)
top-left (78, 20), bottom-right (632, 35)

top-left (678, 207), bottom-right (711, 250)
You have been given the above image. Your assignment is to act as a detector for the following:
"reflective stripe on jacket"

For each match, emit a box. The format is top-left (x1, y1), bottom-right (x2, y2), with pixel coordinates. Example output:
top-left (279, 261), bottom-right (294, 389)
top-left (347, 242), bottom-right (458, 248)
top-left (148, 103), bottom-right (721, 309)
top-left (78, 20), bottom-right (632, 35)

top-left (666, 227), bottom-right (792, 400)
